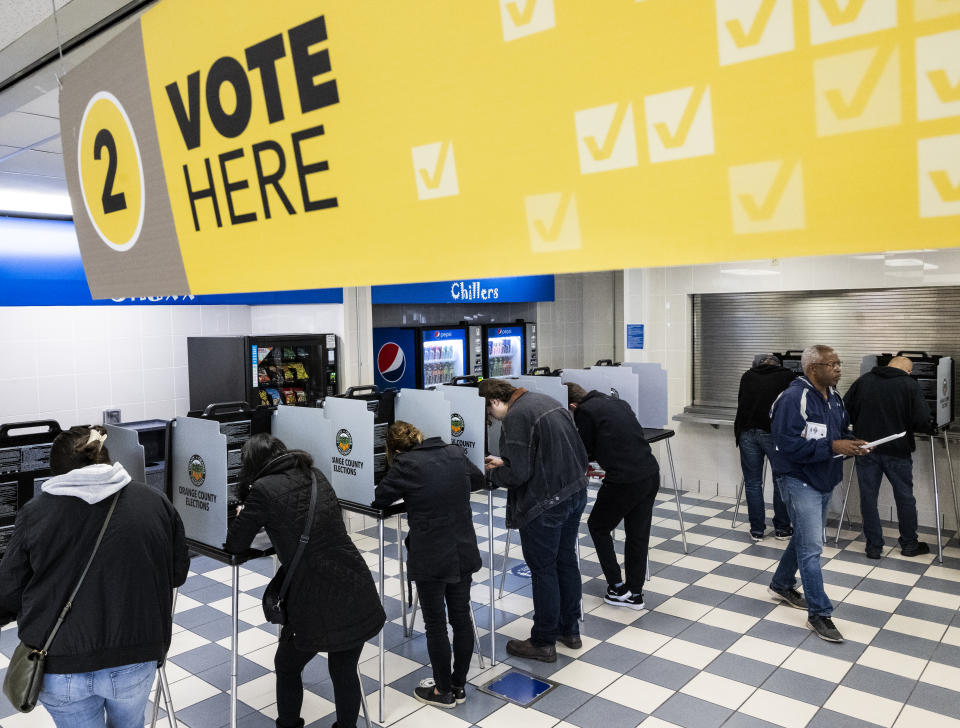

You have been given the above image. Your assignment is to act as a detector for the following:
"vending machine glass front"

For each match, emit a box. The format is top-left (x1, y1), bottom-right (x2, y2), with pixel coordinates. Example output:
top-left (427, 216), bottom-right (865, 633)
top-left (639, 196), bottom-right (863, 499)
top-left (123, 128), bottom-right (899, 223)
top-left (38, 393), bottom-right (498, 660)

top-left (421, 328), bottom-right (466, 386)
top-left (487, 325), bottom-right (525, 377)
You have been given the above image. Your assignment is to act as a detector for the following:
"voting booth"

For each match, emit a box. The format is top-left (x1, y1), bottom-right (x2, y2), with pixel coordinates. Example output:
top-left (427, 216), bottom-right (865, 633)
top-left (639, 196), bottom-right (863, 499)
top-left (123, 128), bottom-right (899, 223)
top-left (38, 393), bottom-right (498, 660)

top-left (0, 420), bottom-right (61, 557)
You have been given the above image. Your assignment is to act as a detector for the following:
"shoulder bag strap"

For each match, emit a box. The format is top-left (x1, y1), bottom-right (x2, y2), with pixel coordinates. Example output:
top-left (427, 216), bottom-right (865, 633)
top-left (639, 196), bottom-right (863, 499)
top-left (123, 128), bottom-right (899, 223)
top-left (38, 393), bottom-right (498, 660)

top-left (276, 472), bottom-right (318, 603)
top-left (39, 490), bottom-right (121, 656)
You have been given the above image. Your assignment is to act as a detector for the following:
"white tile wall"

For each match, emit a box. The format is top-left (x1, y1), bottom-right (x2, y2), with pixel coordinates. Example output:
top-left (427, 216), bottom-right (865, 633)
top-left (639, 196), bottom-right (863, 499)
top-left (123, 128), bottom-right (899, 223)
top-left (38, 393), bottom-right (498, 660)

top-left (625, 247), bottom-right (960, 529)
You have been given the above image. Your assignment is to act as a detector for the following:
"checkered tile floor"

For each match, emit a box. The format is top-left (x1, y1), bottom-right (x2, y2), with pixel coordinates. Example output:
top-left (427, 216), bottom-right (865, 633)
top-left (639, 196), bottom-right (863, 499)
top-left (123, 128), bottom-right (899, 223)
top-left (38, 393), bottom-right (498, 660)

top-left (2, 484), bottom-right (959, 728)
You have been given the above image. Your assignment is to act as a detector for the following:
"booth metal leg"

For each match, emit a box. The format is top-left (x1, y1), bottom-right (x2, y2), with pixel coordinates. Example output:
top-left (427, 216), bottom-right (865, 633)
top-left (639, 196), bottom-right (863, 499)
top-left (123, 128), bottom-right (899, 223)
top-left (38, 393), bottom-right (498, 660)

top-left (409, 584), bottom-right (418, 638)
top-left (498, 529), bottom-right (512, 600)
top-left (944, 431), bottom-right (960, 547)
top-left (576, 536), bottom-right (584, 623)
top-left (835, 464), bottom-right (857, 546)
top-left (397, 514), bottom-right (408, 637)
top-left (931, 438), bottom-right (944, 564)
top-left (468, 602), bottom-right (485, 669)
top-left (487, 490), bottom-right (497, 666)
top-left (731, 478), bottom-right (745, 528)
top-left (664, 440), bottom-right (688, 554)
top-left (273, 555), bottom-right (281, 638)
top-left (359, 663), bottom-right (371, 728)
top-left (150, 588), bottom-right (179, 728)
top-left (231, 565), bottom-right (239, 728)
top-left (377, 519), bottom-right (386, 724)
top-left (646, 555), bottom-right (652, 582)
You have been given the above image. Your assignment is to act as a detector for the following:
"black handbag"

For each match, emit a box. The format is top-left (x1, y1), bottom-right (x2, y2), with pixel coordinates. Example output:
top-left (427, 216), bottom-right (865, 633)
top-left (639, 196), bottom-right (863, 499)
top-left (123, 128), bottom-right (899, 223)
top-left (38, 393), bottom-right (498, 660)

top-left (3, 492), bottom-right (120, 713)
top-left (262, 474), bottom-right (317, 625)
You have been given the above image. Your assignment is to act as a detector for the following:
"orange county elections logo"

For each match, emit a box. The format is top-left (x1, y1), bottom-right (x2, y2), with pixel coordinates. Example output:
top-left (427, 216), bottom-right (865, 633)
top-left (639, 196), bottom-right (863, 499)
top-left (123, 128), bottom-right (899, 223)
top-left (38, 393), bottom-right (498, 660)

top-left (188, 454), bottom-right (206, 487)
top-left (451, 413), bottom-right (465, 438)
top-left (336, 428), bottom-right (353, 456)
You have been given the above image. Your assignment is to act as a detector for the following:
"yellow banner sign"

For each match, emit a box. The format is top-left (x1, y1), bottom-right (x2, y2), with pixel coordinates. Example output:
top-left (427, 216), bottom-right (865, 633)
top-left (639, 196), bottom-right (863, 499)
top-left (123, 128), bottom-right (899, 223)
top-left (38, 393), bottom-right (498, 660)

top-left (62, 0), bottom-right (960, 298)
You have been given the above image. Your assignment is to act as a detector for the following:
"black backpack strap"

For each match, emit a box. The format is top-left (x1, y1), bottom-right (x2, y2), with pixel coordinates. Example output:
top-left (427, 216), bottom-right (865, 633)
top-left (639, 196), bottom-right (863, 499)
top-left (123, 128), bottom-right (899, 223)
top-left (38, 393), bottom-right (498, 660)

top-left (276, 472), bottom-right (318, 605)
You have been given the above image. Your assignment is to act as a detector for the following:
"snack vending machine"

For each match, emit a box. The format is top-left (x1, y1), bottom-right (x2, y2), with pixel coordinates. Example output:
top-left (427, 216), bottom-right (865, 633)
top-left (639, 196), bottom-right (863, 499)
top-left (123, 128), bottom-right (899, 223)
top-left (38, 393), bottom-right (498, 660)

top-left (188, 334), bottom-right (339, 411)
top-left (373, 325), bottom-right (483, 390)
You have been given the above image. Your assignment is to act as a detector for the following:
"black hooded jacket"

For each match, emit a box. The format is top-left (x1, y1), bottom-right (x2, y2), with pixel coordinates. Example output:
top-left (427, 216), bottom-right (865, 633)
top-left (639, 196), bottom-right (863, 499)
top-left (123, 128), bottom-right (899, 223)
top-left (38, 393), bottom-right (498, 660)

top-left (734, 364), bottom-right (797, 444)
top-left (572, 390), bottom-right (659, 485)
top-left (0, 481), bottom-right (188, 674)
top-left (372, 437), bottom-right (485, 583)
top-left (225, 453), bottom-right (385, 652)
top-left (843, 366), bottom-right (932, 457)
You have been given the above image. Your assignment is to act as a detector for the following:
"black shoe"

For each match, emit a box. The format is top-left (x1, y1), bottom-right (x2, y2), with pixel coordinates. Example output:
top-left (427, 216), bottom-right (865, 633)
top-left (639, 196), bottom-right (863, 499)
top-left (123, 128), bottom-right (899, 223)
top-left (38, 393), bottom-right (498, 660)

top-left (768, 584), bottom-right (807, 610)
top-left (451, 684), bottom-right (466, 705)
top-left (901, 541), bottom-right (930, 557)
top-left (807, 615), bottom-right (844, 642)
top-left (606, 583), bottom-right (630, 599)
top-left (775, 527), bottom-right (794, 540)
top-left (276, 720), bottom-right (304, 728)
top-left (750, 531), bottom-right (765, 543)
top-left (506, 638), bottom-right (557, 663)
top-left (866, 546), bottom-right (882, 559)
top-left (605, 590), bottom-right (645, 610)
top-left (557, 634), bottom-right (582, 649)
top-left (413, 684), bottom-right (456, 708)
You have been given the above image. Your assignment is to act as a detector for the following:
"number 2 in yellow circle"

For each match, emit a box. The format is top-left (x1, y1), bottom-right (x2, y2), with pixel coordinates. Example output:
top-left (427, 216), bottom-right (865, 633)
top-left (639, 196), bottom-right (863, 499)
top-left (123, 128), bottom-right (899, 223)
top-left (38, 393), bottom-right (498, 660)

top-left (77, 91), bottom-right (145, 251)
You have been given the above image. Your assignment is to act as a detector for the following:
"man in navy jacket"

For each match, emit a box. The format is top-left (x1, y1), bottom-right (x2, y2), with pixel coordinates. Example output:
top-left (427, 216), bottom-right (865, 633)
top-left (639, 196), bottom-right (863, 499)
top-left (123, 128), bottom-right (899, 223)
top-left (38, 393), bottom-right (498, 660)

top-left (767, 345), bottom-right (869, 643)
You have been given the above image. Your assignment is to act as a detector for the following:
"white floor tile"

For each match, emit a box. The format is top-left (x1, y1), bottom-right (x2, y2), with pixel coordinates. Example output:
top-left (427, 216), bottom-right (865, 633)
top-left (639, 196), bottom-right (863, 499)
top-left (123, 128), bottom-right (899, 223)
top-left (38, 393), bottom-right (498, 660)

top-left (884, 613), bottom-right (948, 642)
top-left (699, 606), bottom-right (760, 634)
top-left (824, 685), bottom-right (903, 728)
top-left (207, 593), bottom-right (262, 615)
top-left (637, 717), bottom-right (685, 728)
top-left (360, 651), bottom-right (424, 683)
top-left (830, 617), bottom-right (880, 645)
top-left (780, 648), bottom-right (853, 683)
top-left (894, 705), bottom-right (960, 728)
top-left (549, 660), bottom-right (622, 693)
top-left (237, 673), bottom-right (278, 710)
top-left (739, 688), bottom-right (819, 728)
top-left (215, 627), bottom-right (277, 655)
top-left (726, 635), bottom-right (793, 666)
top-left (843, 589), bottom-right (903, 613)
top-left (906, 587), bottom-right (960, 611)
top-left (588, 602), bottom-right (647, 623)
top-left (477, 702), bottom-right (559, 728)
top-left (823, 559), bottom-right (874, 577)
top-left (644, 576), bottom-right (688, 597)
top-left (391, 706), bottom-right (473, 728)
top-left (300, 689), bottom-right (335, 723)
top-left (166, 630), bottom-right (211, 657)
top-left (695, 573), bottom-right (748, 594)
top-left (367, 687), bottom-right (426, 727)
top-left (654, 597), bottom-right (713, 621)
top-left (166, 676), bottom-right (221, 710)
top-left (652, 638), bottom-right (721, 670)
top-left (680, 671), bottom-right (754, 710)
top-left (857, 646), bottom-right (928, 680)
top-left (867, 567), bottom-right (921, 586)
top-left (920, 661), bottom-right (960, 692)
top-left (943, 626), bottom-right (960, 648)
top-left (606, 625), bottom-right (673, 654)
top-left (672, 555), bottom-right (723, 573)
top-left (599, 675), bottom-right (675, 714)
top-left (728, 553), bottom-right (779, 570)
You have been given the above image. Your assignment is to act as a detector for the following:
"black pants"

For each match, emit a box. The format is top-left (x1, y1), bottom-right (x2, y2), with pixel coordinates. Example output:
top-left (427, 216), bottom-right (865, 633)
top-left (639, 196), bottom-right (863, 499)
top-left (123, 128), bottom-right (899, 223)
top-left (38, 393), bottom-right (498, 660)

top-left (416, 574), bottom-right (474, 693)
top-left (275, 631), bottom-right (364, 728)
top-left (587, 473), bottom-right (659, 594)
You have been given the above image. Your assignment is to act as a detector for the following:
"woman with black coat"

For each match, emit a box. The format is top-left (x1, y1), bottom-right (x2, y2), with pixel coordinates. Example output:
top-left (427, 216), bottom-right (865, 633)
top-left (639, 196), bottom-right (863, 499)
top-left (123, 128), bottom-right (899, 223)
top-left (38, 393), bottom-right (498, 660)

top-left (225, 434), bottom-right (385, 728)
top-left (372, 421), bottom-right (485, 708)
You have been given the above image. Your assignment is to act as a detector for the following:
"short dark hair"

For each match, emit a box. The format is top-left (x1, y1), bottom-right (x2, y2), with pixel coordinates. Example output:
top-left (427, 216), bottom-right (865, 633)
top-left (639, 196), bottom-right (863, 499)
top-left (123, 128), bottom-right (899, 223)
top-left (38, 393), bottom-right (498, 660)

top-left (478, 378), bottom-right (517, 404)
top-left (49, 425), bottom-right (112, 476)
top-left (565, 382), bottom-right (587, 405)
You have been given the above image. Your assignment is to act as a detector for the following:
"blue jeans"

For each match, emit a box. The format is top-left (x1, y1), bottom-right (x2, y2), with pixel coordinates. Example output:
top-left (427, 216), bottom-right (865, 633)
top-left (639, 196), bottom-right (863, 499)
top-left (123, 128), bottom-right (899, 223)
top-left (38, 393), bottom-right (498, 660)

top-left (855, 453), bottom-right (919, 550)
top-left (739, 429), bottom-right (790, 535)
top-left (39, 661), bottom-right (156, 728)
top-left (770, 476), bottom-right (833, 617)
top-left (518, 488), bottom-right (588, 646)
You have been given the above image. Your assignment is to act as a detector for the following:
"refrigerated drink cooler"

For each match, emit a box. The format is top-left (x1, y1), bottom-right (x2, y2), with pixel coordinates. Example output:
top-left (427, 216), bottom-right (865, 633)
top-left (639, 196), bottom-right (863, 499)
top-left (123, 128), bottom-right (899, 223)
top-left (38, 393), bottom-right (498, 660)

top-left (483, 321), bottom-right (538, 377)
top-left (188, 334), bottom-right (339, 411)
top-left (373, 325), bottom-right (483, 390)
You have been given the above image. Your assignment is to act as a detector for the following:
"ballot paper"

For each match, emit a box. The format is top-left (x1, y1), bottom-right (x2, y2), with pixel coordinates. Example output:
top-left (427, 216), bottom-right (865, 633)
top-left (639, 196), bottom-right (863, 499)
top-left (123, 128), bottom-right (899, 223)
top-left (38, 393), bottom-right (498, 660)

top-left (833, 431), bottom-right (906, 458)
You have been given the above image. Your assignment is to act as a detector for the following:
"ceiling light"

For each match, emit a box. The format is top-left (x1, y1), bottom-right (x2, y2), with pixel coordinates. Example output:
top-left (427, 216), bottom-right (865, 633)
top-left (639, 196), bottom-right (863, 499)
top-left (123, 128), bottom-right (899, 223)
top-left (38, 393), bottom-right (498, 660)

top-left (719, 268), bottom-right (781, 276)
top-left (0, 187), bottom-right (73, 218)
top-left (884, 258), bottom-right (924, 267)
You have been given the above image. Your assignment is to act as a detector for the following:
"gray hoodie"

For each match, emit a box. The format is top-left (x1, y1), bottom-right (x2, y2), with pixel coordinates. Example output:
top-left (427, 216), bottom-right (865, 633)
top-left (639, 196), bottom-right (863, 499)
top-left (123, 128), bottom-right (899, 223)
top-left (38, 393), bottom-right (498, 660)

top-left (42, 462), bottom-right (131, 504)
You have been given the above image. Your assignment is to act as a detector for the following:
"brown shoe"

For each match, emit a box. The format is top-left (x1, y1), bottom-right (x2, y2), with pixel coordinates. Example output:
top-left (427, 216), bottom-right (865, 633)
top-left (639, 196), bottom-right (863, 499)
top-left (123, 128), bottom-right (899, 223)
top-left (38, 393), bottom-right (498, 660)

top-left (506, 638), bottom-right (557, 662)
top-left (557, 634), bottom-right (582, 649)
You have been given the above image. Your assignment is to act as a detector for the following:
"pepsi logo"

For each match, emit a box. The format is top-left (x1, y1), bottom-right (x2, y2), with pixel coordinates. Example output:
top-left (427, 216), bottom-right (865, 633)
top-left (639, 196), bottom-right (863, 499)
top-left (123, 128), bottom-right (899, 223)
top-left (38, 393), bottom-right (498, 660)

top-left (434, 331), bottom-right (441, 338)
top-left (377, 342), bottom-right (405, 382)
top-left (497, 329), bottom-right (503, 334)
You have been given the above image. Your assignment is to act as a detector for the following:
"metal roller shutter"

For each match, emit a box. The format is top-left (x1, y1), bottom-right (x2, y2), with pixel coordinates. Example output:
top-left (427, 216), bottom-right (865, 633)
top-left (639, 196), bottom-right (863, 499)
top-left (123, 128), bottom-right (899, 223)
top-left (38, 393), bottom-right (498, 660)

top-left (692, 287), bottom-right (960, 419)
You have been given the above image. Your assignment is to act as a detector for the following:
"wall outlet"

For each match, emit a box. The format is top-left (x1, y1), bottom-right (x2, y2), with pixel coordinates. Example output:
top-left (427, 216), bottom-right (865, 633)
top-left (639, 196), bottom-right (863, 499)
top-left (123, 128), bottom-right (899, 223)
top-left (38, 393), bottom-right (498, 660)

top-left (102, 409), bottom-right (121, 425)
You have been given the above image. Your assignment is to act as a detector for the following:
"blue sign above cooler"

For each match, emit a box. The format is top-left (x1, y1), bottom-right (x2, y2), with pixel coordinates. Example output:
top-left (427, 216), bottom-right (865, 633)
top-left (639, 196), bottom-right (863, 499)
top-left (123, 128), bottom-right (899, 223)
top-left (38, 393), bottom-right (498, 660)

top-left (371, 276), bottom-right (554, 304)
